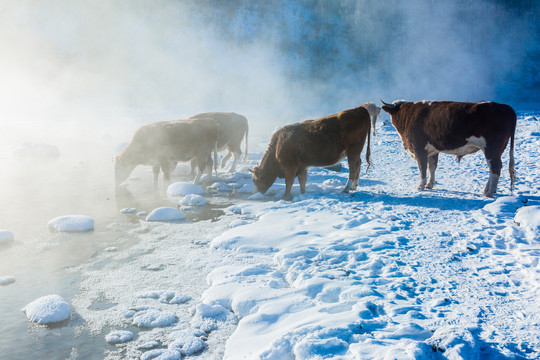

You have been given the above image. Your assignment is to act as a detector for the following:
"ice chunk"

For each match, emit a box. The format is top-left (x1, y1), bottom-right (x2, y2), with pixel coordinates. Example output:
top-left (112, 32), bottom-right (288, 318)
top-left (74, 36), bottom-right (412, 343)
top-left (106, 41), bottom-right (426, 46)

top-left (208, 182), bottom-right (232, 191)
top-left (168, 329), bottom-right (206, 355)
top-left (120, 208), bottom-right (136, 214)
top-left (180, 194), bottom-right (207, 206)
top-left (237, 183), bottom-right (254, 193)
top-left (22, 294), bottom-right (70, 324)
top-left (145, 207), bottom-right (186, 222)
top-left (0, 230), bottom-right (14, 244)
top-left (105, 330), bottom-right (134, 344)
top-left (0, 276), bottom-right (16, 286)
top-left (167, 182), bottom-right (205, 196)
top-left (132, 308), bottom-right (177, 327)
top-left (191, 303), bottom-right (234, 332)
top-left (47, 215), bottom-right (94, 232)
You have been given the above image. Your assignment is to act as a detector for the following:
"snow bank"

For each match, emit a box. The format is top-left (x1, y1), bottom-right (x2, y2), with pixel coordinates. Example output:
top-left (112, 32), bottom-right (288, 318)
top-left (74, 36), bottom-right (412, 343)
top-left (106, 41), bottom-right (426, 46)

top-left (22, 295), bottom-right (70, 324)
top-left (482, 196), bottom-right (526, 216)
top-left (12, 142), bottom-right (60, 161)
top-left (131, 308), bottom-right (177, 328)
top-left (0, 230), bottom-right (14, 244)
top-left (515, 205), bottom-right (540, 229)
top-left (105, 330), bottom-right (134, 344)
top-left (180, 194), bottom-right (207, 206)
top-left (47, 215), bottom-right (94, 232)
top-left (0, 276), bottom-right (16, 286)
top-left (167, 182), bottom-right (205, 196)
top-left (145, 207), bottom-right (186, 222)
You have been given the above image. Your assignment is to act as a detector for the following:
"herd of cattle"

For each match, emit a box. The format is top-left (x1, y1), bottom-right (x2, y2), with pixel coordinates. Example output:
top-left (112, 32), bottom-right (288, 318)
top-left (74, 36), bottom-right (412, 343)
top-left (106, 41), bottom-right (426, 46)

top-left (115, 100), bottom-right (517, 200)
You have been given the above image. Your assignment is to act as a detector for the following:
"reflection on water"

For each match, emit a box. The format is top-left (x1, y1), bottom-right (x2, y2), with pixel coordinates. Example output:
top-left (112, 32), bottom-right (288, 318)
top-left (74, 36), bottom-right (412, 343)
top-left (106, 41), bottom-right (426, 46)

top-left (0, 152), bottom-right (231, 359)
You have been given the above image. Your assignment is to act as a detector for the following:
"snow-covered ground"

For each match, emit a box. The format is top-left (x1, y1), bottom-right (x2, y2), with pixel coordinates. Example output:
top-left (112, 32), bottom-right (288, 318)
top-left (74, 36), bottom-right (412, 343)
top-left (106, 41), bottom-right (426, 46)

top-left (66, 112), bottom-right (540, 359)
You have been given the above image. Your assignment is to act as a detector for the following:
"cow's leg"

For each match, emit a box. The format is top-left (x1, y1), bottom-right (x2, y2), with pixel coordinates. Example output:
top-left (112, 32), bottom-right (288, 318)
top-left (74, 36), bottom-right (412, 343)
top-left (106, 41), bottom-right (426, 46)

top-left (221, 151), bottom-right (232, 169)
top-left (161, 162), bottom-right (172, 191)
top-left (152, 165), bottom-right (160, 192)
top-left (343, 149), bottom-right (362, 193)
top-left (206, 155), bottom-right (213, 185)
top-left (190, 158), bottom-right (197, 178)
top-left (283, 166), bottom-right (297, 201)
top-left (298, 168), bottom-right (308, 194)
top-left (426, 153), bottom-right (439, 189)
top-left (415, 150), bottom-right (428, 190)
top-left (483, 151), bottom-right (502, 197)
top-left (193, 158), bottom-right (203, 184)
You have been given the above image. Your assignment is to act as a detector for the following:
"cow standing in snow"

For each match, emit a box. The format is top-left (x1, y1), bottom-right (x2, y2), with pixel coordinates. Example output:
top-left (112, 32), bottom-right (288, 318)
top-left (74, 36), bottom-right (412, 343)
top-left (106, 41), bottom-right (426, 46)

top-left (251, 106), bottom-right (372, 200)
top-left (115, 119), bottom-right (218, 190)
top-left (381, 100), bottom-right (516, 197)
top-left (187, 112), bottom-right (249, 173)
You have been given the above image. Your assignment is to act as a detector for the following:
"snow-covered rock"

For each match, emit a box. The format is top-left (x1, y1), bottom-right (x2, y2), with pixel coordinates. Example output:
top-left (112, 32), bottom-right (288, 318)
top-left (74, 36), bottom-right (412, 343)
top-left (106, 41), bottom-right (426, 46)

top-left (132, 308), bottom-right (177, 328)
top-left (167, 182), bottom-right (205, 197)
top-left (47, 215), bottom-right (94, 232)
top-left (105, 330), bottom-right (134, 344)
top-left (22, 295), bottom-right (70, 324)
top-left (0, 230), bottom-right (14, 244)
top-left (0, 276), bottom-right (16, 286)
top-left (180, 194), bottom-right (207, 206)
top-left (145, 207), bottom-right (186, 222)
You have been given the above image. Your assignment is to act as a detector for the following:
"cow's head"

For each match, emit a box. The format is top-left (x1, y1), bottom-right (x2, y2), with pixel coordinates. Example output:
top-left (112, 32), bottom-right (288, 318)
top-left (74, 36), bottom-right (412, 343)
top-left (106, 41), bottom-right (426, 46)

top-left (251, 166), bottom-right (274, 194)
top-left (381, 100), bottom-right (406, 115)
top-left (114, 156), bottom-right (136, 187)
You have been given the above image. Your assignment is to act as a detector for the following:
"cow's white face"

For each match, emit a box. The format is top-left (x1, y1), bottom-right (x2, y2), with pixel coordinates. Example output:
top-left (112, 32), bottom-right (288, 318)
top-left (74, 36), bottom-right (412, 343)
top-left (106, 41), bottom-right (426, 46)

top-left (251, 166), bottom-right (274, 194)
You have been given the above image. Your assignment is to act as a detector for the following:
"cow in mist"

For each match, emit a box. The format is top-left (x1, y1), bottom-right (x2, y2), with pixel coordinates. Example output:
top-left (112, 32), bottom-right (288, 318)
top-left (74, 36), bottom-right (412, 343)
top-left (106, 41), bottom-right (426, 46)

top-left (361, 102), bottom-right (381, 135)
top-left (251, 106), bottom-right (372, 200)
top-left (381, 100), bottom-right (516, 197)
top-left (115, 119), bottom-right (218, 190)
top-left (187, 112), bottom-right (249, 173)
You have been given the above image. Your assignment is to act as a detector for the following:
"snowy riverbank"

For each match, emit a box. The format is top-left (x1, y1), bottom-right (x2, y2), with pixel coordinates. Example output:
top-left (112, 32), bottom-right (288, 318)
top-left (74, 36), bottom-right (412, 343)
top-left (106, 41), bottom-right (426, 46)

top-left (65, 112), bottom-right (540, 359)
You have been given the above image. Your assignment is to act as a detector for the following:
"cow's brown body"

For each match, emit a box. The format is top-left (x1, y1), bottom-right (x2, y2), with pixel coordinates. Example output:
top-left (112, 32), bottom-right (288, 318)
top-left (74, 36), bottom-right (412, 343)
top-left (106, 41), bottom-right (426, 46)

top-left (252, 106), bottom-right (372, 200)
top-left (381, 100), bottom-right (516, 197)
top-left (115, 119), bottom-right (218, 190)
top-left (188, 112), bottom-right (249, 173)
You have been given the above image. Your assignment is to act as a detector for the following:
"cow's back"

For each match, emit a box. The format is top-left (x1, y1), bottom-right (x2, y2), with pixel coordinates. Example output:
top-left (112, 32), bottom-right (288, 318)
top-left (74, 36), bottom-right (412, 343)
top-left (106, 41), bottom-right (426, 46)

top-left (188, 112), bottom-right (248, 148)
top-left (275, 107), bottom-right (370, 167)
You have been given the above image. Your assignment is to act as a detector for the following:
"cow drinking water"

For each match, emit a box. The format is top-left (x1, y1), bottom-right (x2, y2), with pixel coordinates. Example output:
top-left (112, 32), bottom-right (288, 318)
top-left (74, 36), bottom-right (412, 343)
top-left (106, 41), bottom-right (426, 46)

top-left (381, 100), bottom-right (516, 197)
top-left (251, 106), bottom-right (372, 200)
top-left (115, 119), bottom-right (218, 190)
top-left (187, 112), bottom-right (249, 173)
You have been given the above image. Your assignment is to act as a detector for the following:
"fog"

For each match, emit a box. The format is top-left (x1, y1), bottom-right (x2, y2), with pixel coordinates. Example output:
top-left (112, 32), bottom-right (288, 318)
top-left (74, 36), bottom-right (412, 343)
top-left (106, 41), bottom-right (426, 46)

top-left (0, 0), bottom-right (537, 212)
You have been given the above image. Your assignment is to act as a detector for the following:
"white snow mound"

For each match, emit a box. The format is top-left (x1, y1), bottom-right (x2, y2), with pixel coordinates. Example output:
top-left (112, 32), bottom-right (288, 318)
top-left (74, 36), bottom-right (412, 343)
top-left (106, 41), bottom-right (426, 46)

top-left (47, 215), bottom-right (94, 232)
top-left (22, 294), bottom-right (70, 324)
top-left (146, 207), bottom-right (186, 222)
top-left (180, 194), bottom-right (207, 206)
top-left (105, 330), bottom-right (134, 344)
top-left (167, 182), bottom-right (205, 196)
top-left (0, 276), bottom-right (16, 286)
top-left (0, 230), bottom-right (14, 243)
top-left (515, 205), bottom-right (540, 229)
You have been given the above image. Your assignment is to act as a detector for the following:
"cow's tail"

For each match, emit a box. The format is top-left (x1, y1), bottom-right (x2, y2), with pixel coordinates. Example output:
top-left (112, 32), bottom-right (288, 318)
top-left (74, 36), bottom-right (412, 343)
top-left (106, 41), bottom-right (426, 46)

top-left (365, 121), bottom-right (372, 174)
top-left (242, 123), bottom-right (249, 164)
top-left (509, 121), bottom-right (516, 193)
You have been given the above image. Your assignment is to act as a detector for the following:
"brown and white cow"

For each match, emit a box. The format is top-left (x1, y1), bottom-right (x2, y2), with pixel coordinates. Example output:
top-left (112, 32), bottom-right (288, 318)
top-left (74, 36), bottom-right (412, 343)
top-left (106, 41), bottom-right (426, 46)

top-left (361, 102), bottom-right (381, 135)
top-left (251, 106), bottom-right (372, 200)
top-left (187, 112), bottom-right (249, 173)
top-left (115, 118), bottom-right (218, 190)
top-left (381, 100), bottom-right (516, 197)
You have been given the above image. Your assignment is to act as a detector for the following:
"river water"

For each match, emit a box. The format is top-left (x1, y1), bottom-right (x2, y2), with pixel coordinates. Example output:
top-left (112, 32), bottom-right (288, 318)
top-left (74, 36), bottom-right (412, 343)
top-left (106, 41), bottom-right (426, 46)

top-left (0, 143), bottom-right (242, 359)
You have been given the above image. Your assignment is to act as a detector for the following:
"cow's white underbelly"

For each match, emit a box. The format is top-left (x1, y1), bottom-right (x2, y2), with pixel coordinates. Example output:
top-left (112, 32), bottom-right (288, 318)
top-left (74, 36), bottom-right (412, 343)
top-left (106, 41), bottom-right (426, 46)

top-left (425, 136), bottom-right (486, 157)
